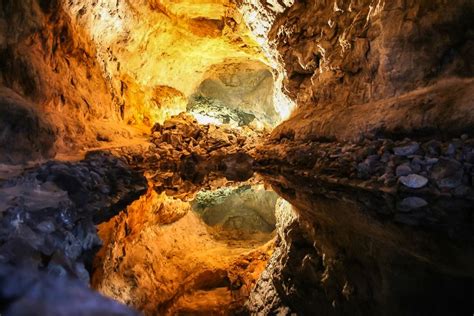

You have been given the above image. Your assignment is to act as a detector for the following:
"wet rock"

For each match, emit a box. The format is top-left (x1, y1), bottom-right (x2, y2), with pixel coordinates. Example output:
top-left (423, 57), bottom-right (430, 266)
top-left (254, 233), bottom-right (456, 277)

top-left (425, 158), bottom-right (439, 165)
top-left (357, 162), bottom-right (370, 179)
top-left (36, 221), bottom-right (56, 234)
top-left (221, 152), bottom-right (255, 181)
top-left (398, 197), bottom-right (428, 212)
top-left (0, 264), bottom-right (138, 316)
top-left (395, 164), bottom-right (412, 177)
top-left (0, 149), bottom-right (148, 302)
top-left (410, 159), bottom-right (422, 173)
top-left (431, 158), bottom-right (464, 189)
top-left (399, 174), bottom-right (428, 189)
top-left (453, 185), bottom-right (470, 197)
top-left (423, 140), bottom-right (442, 156)
top-left (445, 143), bottom-right (458, 156)
top-left (393, 142), bottom-right (420, 156)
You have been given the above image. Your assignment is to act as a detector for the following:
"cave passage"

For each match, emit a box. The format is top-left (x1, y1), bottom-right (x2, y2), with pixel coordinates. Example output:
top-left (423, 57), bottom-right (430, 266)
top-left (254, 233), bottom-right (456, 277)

top-left (0, 0), bottom-right (473, 315)
top-left (92, 179), bottom-right (280, 315)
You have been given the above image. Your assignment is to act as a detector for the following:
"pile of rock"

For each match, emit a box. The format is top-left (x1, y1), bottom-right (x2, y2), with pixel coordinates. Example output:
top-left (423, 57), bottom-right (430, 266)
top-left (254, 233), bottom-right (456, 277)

top-left (141, 113), bottom-right (264, 193)
top-left (256, 135), bottom-right (474, 199)
top-left (149, 112), bottom-right (263, 158)
top-left (0, 151), bottom-right (147, 309)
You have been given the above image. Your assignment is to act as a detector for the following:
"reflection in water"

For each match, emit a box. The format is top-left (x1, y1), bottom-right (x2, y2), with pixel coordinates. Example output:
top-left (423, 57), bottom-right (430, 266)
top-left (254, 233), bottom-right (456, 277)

top-left (248, 171), bottom-right (474, 315)
top-left (93, 179), bottom-right (278, 315)
top-left (191, 184), bottom-right (278, 242)
top-left (79, 140), bottom-right (474, 316)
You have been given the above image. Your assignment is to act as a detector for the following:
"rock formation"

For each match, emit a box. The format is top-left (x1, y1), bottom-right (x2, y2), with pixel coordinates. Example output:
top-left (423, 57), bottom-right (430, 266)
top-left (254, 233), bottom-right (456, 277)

top-left (240, 0), bottom-right (474, 141)
top-left (0, 0), bottom-right (473, 315)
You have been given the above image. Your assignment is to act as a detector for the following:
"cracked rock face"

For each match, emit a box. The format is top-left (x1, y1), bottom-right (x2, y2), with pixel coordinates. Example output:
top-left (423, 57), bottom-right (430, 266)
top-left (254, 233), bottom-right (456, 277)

top-left (0, 0), bottom-right (124, 160)
top-left (241, 0), bottom-right (474, 141)
top-left (0, 0), bottom-right (273, 162)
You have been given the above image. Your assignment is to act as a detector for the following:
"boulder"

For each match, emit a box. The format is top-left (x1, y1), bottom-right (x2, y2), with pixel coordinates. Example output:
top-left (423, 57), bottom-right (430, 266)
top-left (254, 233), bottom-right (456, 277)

top-left (431, 158), bottom-right (464, 189)
top-left (399, 174), bottom-right (429, 189)
top-left (398, 197), bottom-right (429, 212)
top-left (395, 164), bottom-right (412, 177)
top-left (393, 142), bottom-right (420, 156)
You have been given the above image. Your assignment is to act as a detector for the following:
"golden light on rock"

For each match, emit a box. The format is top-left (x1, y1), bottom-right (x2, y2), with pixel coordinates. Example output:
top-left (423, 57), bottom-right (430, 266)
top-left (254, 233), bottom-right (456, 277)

top-left (62, 0), bottom-right (293, 128)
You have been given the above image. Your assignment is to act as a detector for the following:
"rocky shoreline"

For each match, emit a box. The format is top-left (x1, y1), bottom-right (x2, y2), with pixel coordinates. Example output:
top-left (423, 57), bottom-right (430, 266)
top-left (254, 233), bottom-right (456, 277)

top-left (255, 135), bottom-right (474, 201)
top-left (0, 152), bottom-right (146, 315)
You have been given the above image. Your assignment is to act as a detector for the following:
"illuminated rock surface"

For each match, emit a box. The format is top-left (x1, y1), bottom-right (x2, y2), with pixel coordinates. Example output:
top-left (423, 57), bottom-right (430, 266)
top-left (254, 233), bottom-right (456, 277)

top-left (0, 0), bottom-right (473, 315)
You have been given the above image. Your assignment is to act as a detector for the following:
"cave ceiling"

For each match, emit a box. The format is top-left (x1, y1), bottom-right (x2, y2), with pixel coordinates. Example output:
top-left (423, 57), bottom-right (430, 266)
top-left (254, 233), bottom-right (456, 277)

top-left (63, 0), bottom-right (271, 124)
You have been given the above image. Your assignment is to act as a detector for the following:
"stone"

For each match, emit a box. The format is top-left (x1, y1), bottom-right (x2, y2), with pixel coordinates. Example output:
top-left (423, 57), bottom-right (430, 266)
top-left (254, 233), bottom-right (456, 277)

top-left (399, 174), bottom-right (428, 189)
top-left (0, 264), bottom-right (139, 316)
top-left (410, 160), bottom-right (422, 173)
top-left (431, 158), bottom-right (464, 189)
top-left (0, 89), bottom-right (57, 164)
top-left (221, 152), bottom-right (255, 181)
top-left (36, 221), bottom-right (56, 234)
top-left (445, 143), bottom-right (457, 156)
top-left (395, 164), bottom-right (412, 177)
top-left (393, 142), bottom-right (420, 156)
top-left (398, 197), bottom-right (428, 212)
top-left (423, 140), bottom-right (442, 156)
top-left (357, 162), bottom-right (370, 179)
top-left (425, 158), bottom-right (439, 165)
top-left (453, 185), bottom-right (470, 197)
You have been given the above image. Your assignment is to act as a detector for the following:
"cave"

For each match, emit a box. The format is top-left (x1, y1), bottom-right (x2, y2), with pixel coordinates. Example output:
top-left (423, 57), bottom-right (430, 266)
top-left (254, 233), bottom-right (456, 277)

top-left (0, 0), bottom-right (473, 315)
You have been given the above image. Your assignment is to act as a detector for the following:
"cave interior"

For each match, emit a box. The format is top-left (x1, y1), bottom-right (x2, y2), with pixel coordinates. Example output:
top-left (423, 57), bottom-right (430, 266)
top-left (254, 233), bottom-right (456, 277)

top-left (0, 0), bottom-right (473, 315)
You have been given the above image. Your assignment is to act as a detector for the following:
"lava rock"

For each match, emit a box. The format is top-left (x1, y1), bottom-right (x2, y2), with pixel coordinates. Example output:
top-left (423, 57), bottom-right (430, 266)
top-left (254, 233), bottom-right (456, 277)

top-left (431, 158), bottom-right (464, 189)
top-left (0, 264), bottom-right (138, 316)
top-left (395, 164), bottom-right (412, 177)
top-left (423, 140), bottom-right (442, 156)
top-left (399, 174), bottom-right (428, 189)
top-left (393, 142), bottom-right (420, 156)
top-left (398, 197), bottom-right (428, 212)
top-left (36, 221), bottom-right (56, 234)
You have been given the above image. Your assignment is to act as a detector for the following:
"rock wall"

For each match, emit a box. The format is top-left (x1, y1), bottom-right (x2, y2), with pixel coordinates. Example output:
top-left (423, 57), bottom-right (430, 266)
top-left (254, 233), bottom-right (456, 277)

top-left (189, 60), bottom-right (279, 127)
top-left (62, 0), bottom-right (266, 126)
top-left (0, 0), bottom-right (271, 163)
top-left (247, 174), bottom-right (474, 315)
top-left (0, 0), bottom-right (125, 162)
top-left (241, 0), bottom-right (474, 141)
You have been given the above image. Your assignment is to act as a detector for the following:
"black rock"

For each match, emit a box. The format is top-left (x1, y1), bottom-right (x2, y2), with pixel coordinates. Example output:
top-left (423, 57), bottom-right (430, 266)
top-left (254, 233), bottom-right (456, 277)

top-left (431, 158), bottom-right (464, 189)
top-left (393, 142), bottom-right (420, 156)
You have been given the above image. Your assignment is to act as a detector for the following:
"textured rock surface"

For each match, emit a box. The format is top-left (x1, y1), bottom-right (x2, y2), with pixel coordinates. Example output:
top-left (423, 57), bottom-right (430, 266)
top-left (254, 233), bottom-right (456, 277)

top-left (255, 135), bottom-right (474, 199)
top-left (0, 151), bottom-right (146, 265)
top-left (0, 0), bottom-right (130, 160)
top-left (0, 151), bottom-right (146, 314)
top-left (62, 0), bottom-right (268, 126)
top-left (246, 173), bottom-right (474, 315)
top-left (189, 60), bottom-right (279, 126)
top-left (192, 184), bottom-right (278, 235)
top-left (0, 88), bottom-right (56, 163)
top-left (0, 0), bottom-right (275, 162)
top-left (92, 185), bottom-right (274, 315)
top-left (0, 264), bottom-right (138, 316)
top-left (241, 0), bottom-right (474, 141)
